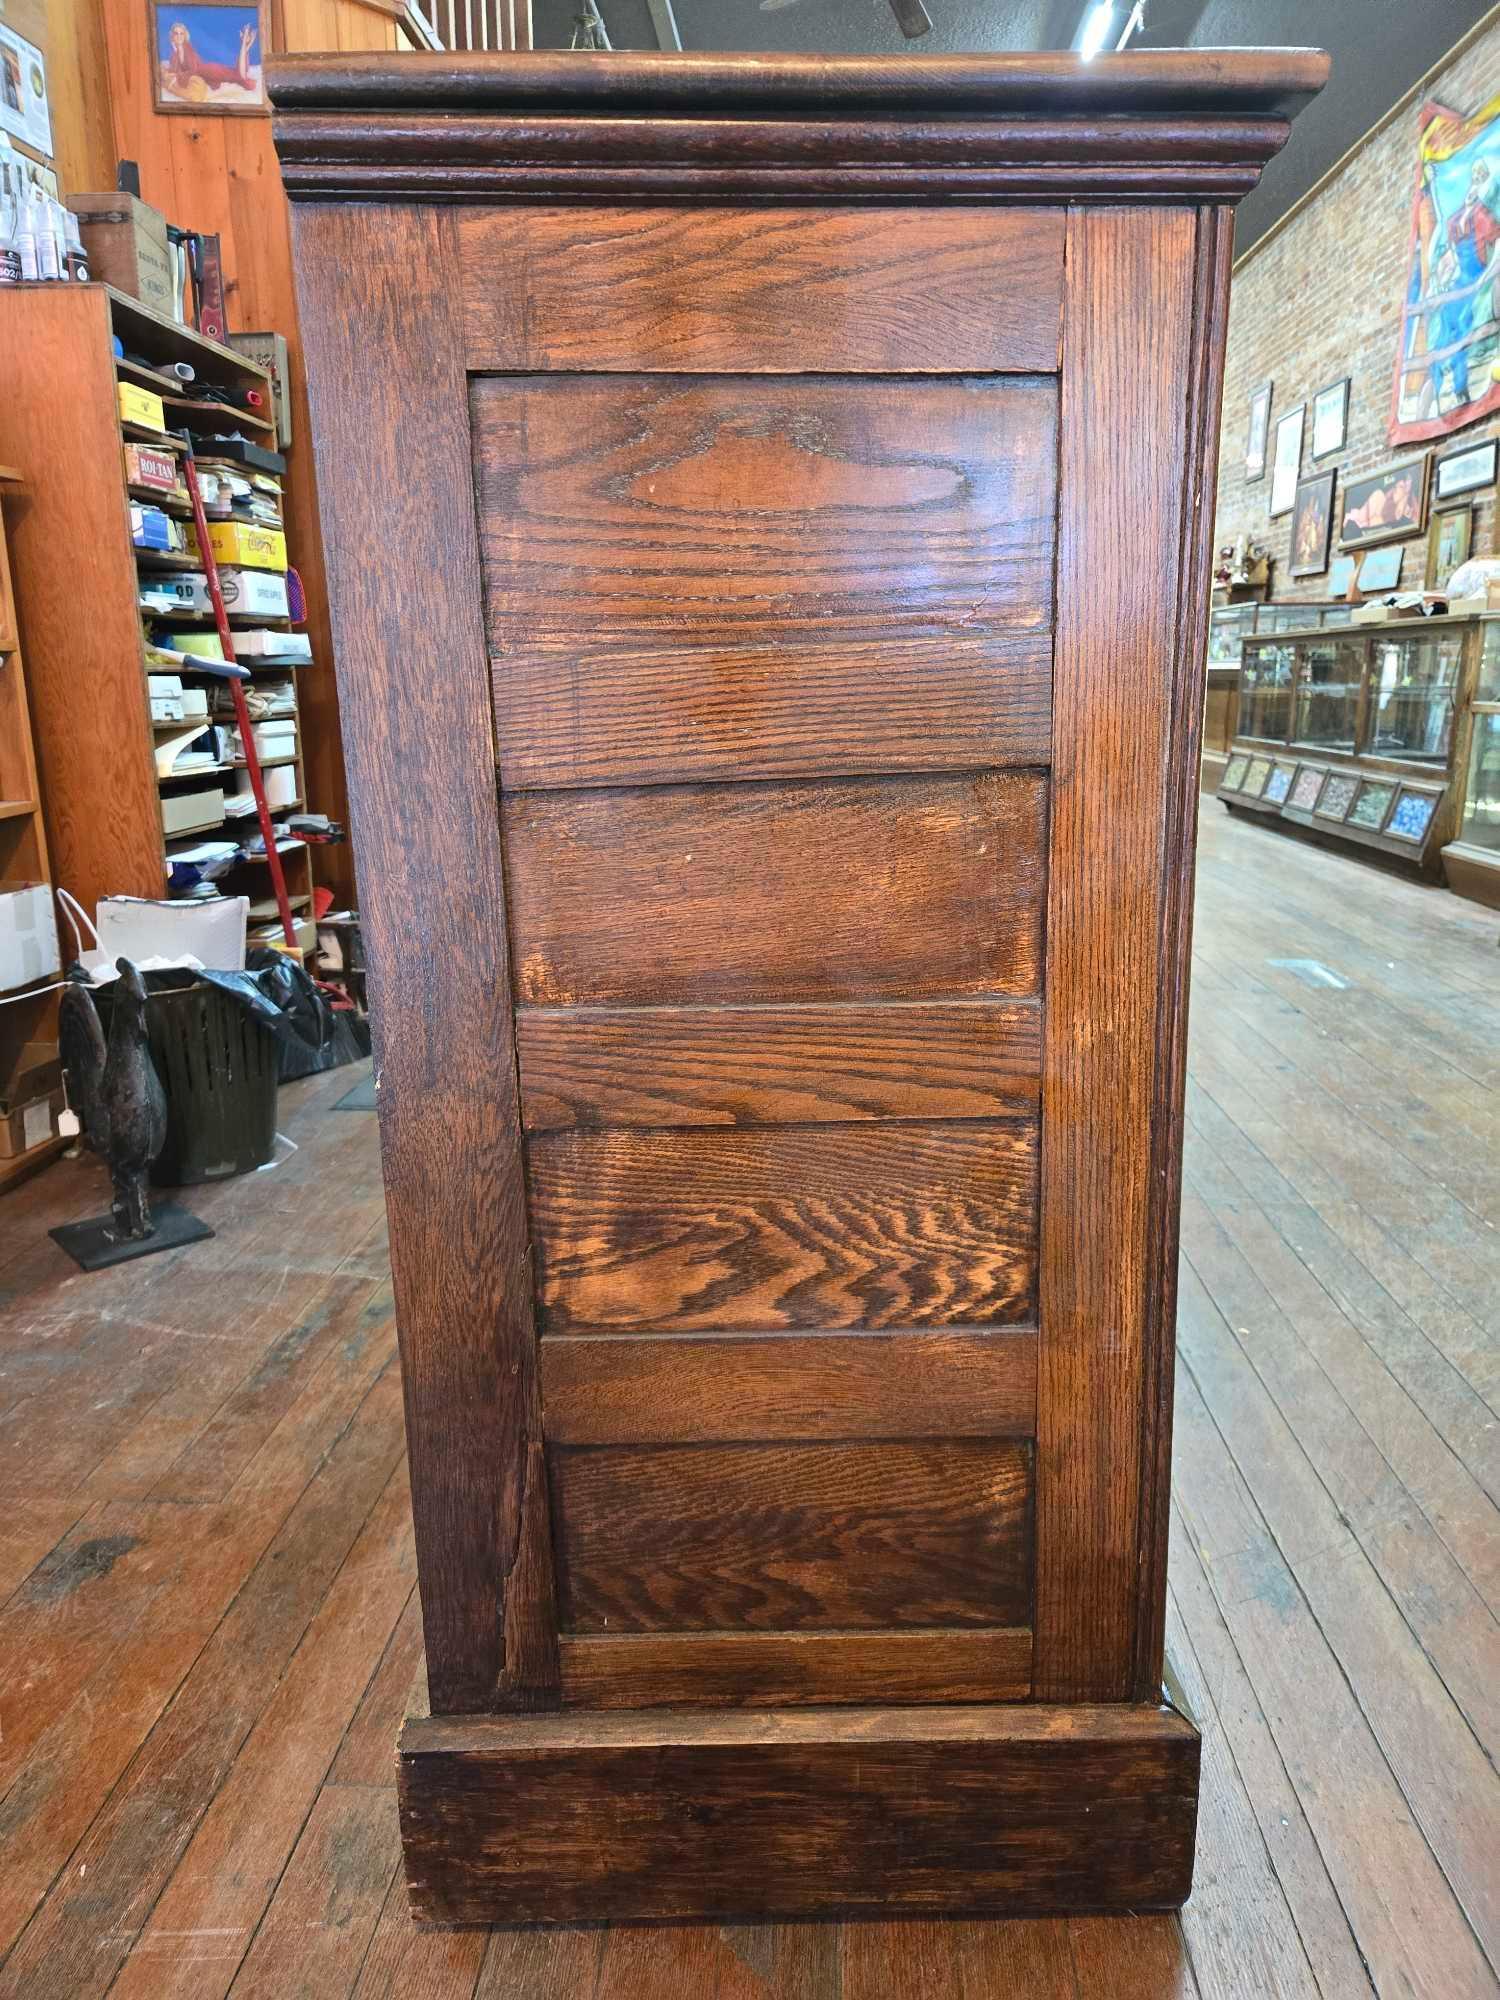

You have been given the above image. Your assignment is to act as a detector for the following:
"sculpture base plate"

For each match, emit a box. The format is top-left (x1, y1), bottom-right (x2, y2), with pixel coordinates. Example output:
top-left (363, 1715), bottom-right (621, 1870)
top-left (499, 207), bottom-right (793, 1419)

top-left (50, 1201), bottom-right (215, 1270)
top-left (399, 1699), bottom-right (1200, 1925)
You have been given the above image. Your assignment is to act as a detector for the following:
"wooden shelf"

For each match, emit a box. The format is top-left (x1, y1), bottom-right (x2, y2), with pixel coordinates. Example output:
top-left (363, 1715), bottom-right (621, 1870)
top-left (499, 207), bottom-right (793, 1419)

top-left (0, 798), bottom-right (36, 820)
top-left (116, 357), bottom-right (180, 395)
top-left (0, 1133), bottom-right (67, 1195)
top-left (161, 393), bottom-right (275, 436)
top-left (232, 754), bottom-right (298, 769)
top-left (104, 285), bottom-right (271, 394)
top-left (133, 549), bottom-right (199, 570)
top-left (128, 484), bottom-right (192, 515)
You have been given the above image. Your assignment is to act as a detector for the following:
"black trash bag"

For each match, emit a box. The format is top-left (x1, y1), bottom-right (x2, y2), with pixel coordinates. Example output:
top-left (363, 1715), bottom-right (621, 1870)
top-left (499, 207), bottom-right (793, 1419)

top-left (241, 948), bottom-right (372, 1081)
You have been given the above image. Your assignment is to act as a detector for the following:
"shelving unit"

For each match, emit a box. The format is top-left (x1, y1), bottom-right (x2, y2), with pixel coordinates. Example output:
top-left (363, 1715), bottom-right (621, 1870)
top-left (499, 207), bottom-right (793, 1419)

top-left (0, 285), bottom-right (320, 960)
top-left (0, 467), bottom-right (66, 1193)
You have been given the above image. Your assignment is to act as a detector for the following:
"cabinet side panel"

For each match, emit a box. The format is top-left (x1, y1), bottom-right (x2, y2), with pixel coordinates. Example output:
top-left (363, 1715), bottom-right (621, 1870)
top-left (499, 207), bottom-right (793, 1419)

top-left (1034, 205), bottom-right (1210, 1701)
top-left (288, 201), bottom-right (558, 1715)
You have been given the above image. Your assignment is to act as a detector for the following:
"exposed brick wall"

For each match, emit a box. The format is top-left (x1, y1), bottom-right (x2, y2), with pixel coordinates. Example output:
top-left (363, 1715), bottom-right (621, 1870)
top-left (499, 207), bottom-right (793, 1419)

top-left (1215, 23), bottom-right (1500, 602)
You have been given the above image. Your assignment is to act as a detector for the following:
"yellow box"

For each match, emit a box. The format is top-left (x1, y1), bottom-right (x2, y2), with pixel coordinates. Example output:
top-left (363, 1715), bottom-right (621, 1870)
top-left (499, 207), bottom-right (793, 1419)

top-left (186, 520), bottom-right (288, 574)
top-left (118, 380), bottom-right (166, 431)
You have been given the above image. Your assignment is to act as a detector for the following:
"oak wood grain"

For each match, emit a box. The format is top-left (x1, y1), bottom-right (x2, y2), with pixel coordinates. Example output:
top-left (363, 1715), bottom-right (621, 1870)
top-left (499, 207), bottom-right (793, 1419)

top-left (549, 1440), bottom-right (1034, 1632)
top-left (530, 1117), bottom-right (1038, 1333)
top-left (557, 1628), bottom-right (1033, 1708)
top-left (504, 773), bottom-right (1046, 1009)
top-left (398, 1700), bottom-right (1201, 1924)
top-left (458, 206), bottom-right (1064, 375)
top-left (286, 202), bottom-right (558, 1715)
top-left (1033, 206), bottom-right (1205, 1704)
top-left (538, 1329), bottom-right (1039, 1442)
top-left (472, 374), bottom-right (1056, 650)
top-left (515, 999), bottom-right (1042, 1131)
top-left (491, 633), bottom-right (1053, 791)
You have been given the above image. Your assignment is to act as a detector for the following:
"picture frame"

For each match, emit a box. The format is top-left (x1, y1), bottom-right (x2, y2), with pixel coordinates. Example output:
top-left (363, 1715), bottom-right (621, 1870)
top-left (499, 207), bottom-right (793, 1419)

top-left (1328, 553), bottom-right (1357, 598)
top-left (1245, 381), bottom-right (1273, 481)
top-left (1338, 454), bottom-right (1429, 549)
top-left (151, 0), bottom-right (267, 115)
top-left (1289, 469), bottom-right (1336, 577)
top-left (1357, 545), bottom-right (1405, 593)
top-left (1310, 378), bottom-right (1349, 459)
top-left (1432, 436), bottom-right (1498, 505)
top-left (1269, 405), bottom-right (1304, 516)
top-left (1427, 503), bottom-right (1473, 590)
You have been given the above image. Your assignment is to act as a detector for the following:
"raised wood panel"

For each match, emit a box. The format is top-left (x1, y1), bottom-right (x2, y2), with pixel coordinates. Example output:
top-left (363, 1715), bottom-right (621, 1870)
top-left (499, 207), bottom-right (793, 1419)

top-left (515, 998), bottom-right (1042, 1131)
top-left (492, 633), bottom-right (1052, 791)
top-left (549, 1440), bottom-right (1034, 1632)
top-left (399, 1699), bottom-right (1201, 1923)
top-left (538, 1329), bottom-right (1039, 1443)
top-left (503, 773), bottom-right (1046, 1009)
top-left (529, 1117), bottom-right (1038, 1334)
top-left (471, 374), bottom-right (1056, 649)
top-left (557, 1628), bottom-right (1033, 1708)
top-left (457, 206), bottom-right (1064, 374)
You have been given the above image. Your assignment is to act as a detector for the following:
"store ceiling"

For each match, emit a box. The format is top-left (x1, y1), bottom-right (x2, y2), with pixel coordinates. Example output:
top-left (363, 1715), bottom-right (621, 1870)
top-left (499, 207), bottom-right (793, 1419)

top-left (530, 0), bottom-right (1496, 250)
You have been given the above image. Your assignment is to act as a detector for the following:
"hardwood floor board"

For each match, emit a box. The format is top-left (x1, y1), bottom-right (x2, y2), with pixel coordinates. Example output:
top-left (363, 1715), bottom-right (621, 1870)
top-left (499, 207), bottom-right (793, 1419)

top-left (352, 1867), bottom-right (489, 1999)
top-left (1068, 1918), bottom-right (1199, 1998)
top-left (329, 1586), bottom-right (422, 1788)
top-left (473, 1928), bottom-right (605, 1997)
top-left (1173, 1290), bottom-right (1499, 1994)
top-left (0, 1495), bottom-right (85, 1604)
top-left (842, 1916), bottom-right (1075, 1996)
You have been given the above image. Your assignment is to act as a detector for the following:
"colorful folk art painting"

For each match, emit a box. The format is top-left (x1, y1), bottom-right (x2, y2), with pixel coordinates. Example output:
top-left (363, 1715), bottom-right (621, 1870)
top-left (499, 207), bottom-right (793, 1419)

top-left (1392, 93), bottom-right (1500, 443)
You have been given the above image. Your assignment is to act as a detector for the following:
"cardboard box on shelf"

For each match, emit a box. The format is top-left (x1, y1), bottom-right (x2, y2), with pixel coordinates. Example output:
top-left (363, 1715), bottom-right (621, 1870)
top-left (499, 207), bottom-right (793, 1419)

top-left (160, 787), bottom-right (226, 837)
top-left (0, 1043), bottom-right (64, 1161)
top-left (185, 521), bottom-right (288, 574)
top-left (73, 194), bottom-right (176, 317)
top-left (118, 382), bottom-right (166, 432)
top-left (186, 569), bottom-right (290, 620)
top-left (124, 444), bottom-right (182, 494)
top-left (0, 883), bottom-right (60, 991)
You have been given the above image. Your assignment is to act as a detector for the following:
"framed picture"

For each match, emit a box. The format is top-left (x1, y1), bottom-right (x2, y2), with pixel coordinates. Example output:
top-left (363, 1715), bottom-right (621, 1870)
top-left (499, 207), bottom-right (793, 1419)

top-left (1427, 503), bottom-right (1473, 589)
top-left (1245, 756), bottom-right (1273, 796)
top-left (1315, 772), bottom-right (1360, 821)
top-left (1328, 553), bottom-right (1357, 597)
top-left (1246, 382), bottom-right (1273, 481)
top-left (1348, 780), bottom-right (1396, 830)
top-left (1269, 405), bottom-right (1304, 516)
top-left (1264, 762), bottom-right (1295, 805)
top-left (1433, 436), bottom-right (1498, 504)
top-left (1339, 454), bottom-right (1428, 549)
top-left (1357, 545), bottom-right (1405, 592)
top-left (151, 0), bottom-right (267, 114)
top-left (1311, 378), bottom-right (1349, 458)
top-left (1222, 754), bottom-right (1250, 792)
top-left (1289, 470), bottom-right (1336, 577)
top-left (1386, 788), bottom-right (1440, 844)
top-left (1289, 765), bottom-right (1326, 813)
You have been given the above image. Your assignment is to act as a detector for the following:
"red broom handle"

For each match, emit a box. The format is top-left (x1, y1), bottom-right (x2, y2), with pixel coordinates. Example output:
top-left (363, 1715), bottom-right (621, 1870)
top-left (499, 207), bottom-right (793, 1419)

top-left (176, 439), bottom-right (299, 952)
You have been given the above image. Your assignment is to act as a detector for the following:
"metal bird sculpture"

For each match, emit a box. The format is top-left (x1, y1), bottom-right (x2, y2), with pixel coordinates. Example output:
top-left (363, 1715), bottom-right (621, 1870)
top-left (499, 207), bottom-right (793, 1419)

top-left (61, 960), bottom-right (168, 1240)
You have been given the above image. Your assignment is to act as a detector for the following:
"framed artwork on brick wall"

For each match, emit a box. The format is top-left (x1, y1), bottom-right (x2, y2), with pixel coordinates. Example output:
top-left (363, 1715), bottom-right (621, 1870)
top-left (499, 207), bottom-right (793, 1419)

top-left (1269, 404), bottom-right (1303, 516)
top-left (1290, 470), bottom-right (1336, 576)
top-left (1311, 378), bottom-right (1348, 458)
top-left (1391, 92), bottom-right (1500, 445)
top-left (1433, 435), bottom-right (1497, 503)
top-left (1339, 454), bottom-right (1428, 549)
top-left (1246, 381), bottom-right (1273, 479)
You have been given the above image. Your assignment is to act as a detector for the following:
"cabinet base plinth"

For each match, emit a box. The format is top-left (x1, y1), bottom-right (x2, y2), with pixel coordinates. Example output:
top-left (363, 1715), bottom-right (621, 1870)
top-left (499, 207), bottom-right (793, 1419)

top-left (399, 1700), bottom-right (1200, 1925)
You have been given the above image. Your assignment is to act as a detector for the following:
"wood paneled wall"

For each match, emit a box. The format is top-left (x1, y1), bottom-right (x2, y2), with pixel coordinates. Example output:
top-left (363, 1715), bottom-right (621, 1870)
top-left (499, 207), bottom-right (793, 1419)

top-left (88, 0), bottom-right (406, 901)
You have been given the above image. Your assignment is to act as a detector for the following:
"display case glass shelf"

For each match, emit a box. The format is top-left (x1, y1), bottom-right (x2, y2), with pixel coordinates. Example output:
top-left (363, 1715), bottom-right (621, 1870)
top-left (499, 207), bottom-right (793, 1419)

top-left (1202, 600), bottom-right (1356, 789)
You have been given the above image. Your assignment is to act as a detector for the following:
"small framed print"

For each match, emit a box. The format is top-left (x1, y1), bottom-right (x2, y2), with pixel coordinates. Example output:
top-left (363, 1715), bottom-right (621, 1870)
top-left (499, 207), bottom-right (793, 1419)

top-left (1433, 436), bottom-right (1497, 506)
top-left (1289, 470), bottom-right (1336, 577)
top-left (1264, 762), bottom-right (1295, 805)
top-left (1310, 378), bottom-right (1349, 459)
top-left (1348, 780), bottom-right (1396, 830)
top-left (1386, 788), bottom-right (1439, 844)
top-left (1357, 544), bottom-right (1404, 594)
top-left (1315, 771), bottom-right (1360, 821)
top-left (1244, 756), bottom-right (1273, 796)
top-left (1427, 504), bottom-right (1473, 591)
top-left (1328, 553), bottom-right (1357, 598)
top-left (1340, 454), bottom-right (1428, 549)
top-left (1270, 405), bottom-right (1304, 517)
top-left (1289, 765), bottom-right (1325, 813)
top-left (1246, 382), bottom-right (1273, 481)
top-left (1222, 754), bottom-right (1250, 792)
top-left (152, 0), bottom-right (267, 115)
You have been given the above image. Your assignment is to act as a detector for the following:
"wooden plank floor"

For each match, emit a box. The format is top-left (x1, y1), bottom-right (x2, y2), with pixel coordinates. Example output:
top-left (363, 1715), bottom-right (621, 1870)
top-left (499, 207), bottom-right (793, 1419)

top-left (0, 803), bottom-right (1497, 1998)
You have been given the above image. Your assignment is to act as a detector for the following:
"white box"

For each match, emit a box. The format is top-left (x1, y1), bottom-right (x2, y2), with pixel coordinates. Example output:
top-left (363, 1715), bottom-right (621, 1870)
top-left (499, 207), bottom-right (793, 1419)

top-left (148, 673), bottom-right (184, 722)
top-left (235, 629), bottom-right (311, 661)
top-left (186, 568), bottom-right (289, 620)
top-left (0, 883), bottom-right (61, 990)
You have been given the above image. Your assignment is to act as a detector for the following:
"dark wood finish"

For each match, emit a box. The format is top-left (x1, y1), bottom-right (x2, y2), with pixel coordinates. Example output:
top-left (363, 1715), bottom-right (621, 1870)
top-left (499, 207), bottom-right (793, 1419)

top-left (287, 203), bottom-right (558, 1716)
top-left (270, 47), bottom-right (1327, 1927)
top-left (504, 774), bottom-right (1045, 1009)
top-left (1033, 205), bottom-right (1222, 1706)
top-left (458, 207), bottom-right (1064, 375)
top-left (493, 634), bottom-right (1053, 791)
top-left (550, 1440), bottom-right (1033, 1633)
top-left (473, 375), bottom-right (1056, 651)
top-left (557, 1627), bottom-right (1033, 1709)
top-left (516, 999), bottom-right (1042, 1131)
top-left (530, 1117), bottom-right (1038, 1333)
top-left (398, 1701), bottom-right (1201, 1924)
top-left (538, 1328), bottom-right (1038, 1442)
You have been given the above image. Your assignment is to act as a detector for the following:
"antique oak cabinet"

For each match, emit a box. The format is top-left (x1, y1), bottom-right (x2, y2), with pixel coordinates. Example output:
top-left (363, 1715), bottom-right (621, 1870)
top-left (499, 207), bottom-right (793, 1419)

top-left (270, 48), bottom-right (1325, 1924)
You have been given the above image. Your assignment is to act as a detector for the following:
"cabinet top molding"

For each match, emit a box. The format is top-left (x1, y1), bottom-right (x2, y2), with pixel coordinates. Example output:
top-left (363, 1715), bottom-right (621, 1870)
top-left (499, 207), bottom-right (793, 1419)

top-left (268, 47), bottom-right (1329, 206)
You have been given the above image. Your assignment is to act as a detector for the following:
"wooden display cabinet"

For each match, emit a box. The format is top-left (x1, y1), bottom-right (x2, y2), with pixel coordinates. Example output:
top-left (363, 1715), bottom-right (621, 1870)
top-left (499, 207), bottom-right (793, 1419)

top-left (1219, 614), bottom-right (1488, 876)
top-left (271, 46), bottom-right (1326, 1924)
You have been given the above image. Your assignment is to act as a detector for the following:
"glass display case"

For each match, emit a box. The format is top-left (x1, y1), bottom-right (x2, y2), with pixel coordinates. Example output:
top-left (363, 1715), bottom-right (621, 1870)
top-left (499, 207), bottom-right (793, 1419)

top-left (1219, 613), bottom-right (1494, 879)
top-left (1203, 602), bottom-right (1360, 790)
top-left (1443, 621), bottom-right (1500, 907)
